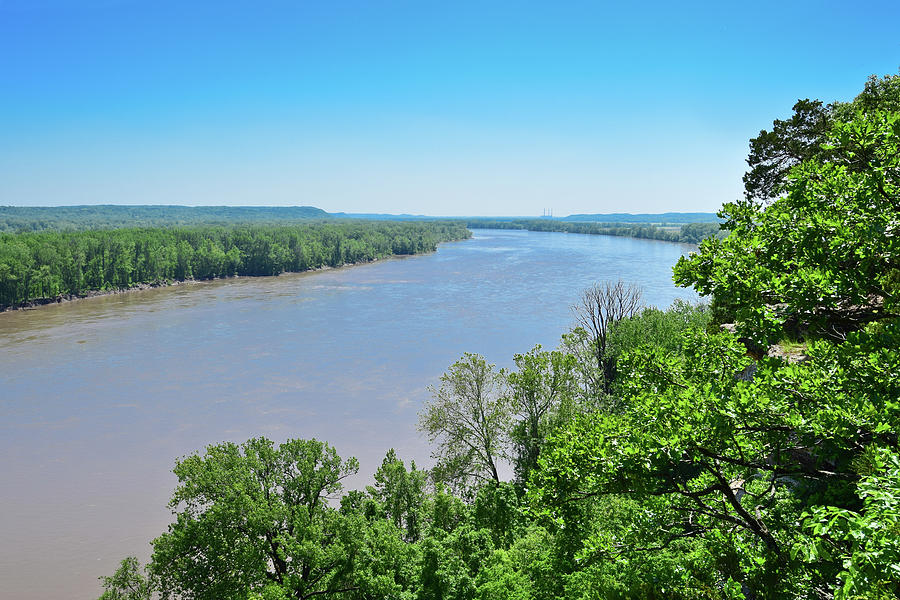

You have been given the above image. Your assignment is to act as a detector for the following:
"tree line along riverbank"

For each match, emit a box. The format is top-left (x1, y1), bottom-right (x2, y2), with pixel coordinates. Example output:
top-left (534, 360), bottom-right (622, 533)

top-left (466, 218), bottom-right (725, 244)
top-left (0, 220), bottom-right (470, 310)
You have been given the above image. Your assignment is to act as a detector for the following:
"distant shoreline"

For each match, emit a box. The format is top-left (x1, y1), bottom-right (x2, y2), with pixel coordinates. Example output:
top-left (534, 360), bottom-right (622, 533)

top-left (0, 257), bottom-right (397, 314)
top-left (0, 221), bottom-right (471, 313)
top-left (468, 226), bottom-right (700, 247)
top-left (466, 219), bottom-right (724, 245)
top-left (0, 227), bottom-right (702, 314)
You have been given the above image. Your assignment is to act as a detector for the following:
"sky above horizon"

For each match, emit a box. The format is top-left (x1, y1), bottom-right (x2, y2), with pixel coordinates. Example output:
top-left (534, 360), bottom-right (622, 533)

top-left (1, 1), bottom-right (898, 216)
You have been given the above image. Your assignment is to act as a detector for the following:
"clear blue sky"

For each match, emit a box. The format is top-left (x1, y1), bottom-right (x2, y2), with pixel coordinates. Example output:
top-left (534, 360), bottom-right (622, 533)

top-left (1, 0), bottom-right (897, 216)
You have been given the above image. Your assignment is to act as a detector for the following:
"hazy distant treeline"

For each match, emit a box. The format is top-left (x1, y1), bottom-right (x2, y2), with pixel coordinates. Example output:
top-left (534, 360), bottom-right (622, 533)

top-left (0, 205), bottom-right (331, 232)
top-left (0, 221), bottom-right (470, 309)
top-left (560, 211), bottom-right (720, 223)
top-left (467, 219), bottom-right (726, 243)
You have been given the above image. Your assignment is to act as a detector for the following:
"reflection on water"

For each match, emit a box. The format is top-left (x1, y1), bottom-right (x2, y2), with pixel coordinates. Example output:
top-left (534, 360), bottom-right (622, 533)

top-left (0, 229), bottom-right (697, 599)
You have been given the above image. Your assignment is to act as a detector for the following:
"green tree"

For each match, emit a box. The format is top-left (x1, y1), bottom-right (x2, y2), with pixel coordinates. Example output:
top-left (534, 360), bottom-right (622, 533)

top-left (366, 449), bottom-right (427, 543)
top-left (605, 300), bottom-right (710, 366)
top-left (506, 345), bottom-right (578, 481)
top-left (472, 482), bottom-right (524, 549)
top-left (743, 98), bottom-right (836, 202)
top-left (473, 550), bottom-right (532, 600)
top-left (675, 110), bottom-right (900, 346)
top-left (334, 511), bottom-right (422, 600)
top-left (799, 446), bottom-right (900, 599)
top-left (149, 438), bottom-right (362, 600)
top-left (742, 72), bottom-right (900, 202)
top-left (97, 556), bottom-right (153, 600)
top-left (419, 353), bottom-right (510, 491)
top-left (532, 329), bottom-right (855, 596)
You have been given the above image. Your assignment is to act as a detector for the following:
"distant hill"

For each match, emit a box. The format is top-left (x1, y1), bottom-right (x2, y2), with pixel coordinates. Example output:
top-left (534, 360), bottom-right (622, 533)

top-left (334, 212), bottom-right (723, 224)
top-left (561, 212), bottom-right (721, 223)
top-left (1, 205), bottom-right (721, 232)
top-left (0, 205), bottom-right (330, 232)
top-left (330, 213), bottom-right (524, 221)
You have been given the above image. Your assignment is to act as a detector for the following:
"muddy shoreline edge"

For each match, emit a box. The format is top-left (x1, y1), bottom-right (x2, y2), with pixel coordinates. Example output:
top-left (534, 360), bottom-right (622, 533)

top-left (0, 257), bottom-right (396, 314)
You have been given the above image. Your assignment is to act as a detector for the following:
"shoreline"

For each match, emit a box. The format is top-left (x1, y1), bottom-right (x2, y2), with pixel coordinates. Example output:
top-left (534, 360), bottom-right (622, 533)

top-left (0, 256), bottom-right (399, 314)
top-left (469, 226), bottom-right (700, 248)
top-left (0, 230), bottom-right (690, 314)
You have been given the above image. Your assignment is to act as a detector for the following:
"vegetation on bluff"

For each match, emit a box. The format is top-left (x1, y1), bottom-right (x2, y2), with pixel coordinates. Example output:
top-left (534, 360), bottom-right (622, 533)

top-left (99, 74), bottom-right (899, 599)
top-left (0, 221), bottom-right (470, 310)
top-left (0, 204), bottom-right (331, 233)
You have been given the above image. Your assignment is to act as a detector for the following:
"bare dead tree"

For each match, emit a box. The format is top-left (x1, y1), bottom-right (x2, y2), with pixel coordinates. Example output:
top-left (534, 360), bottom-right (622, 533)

top-left (573, 280), bottom-right (643, 393)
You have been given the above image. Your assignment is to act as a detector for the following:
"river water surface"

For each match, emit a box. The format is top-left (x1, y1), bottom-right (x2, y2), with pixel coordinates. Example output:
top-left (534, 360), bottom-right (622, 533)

top-left (0, 229), bottom-right (698, 599)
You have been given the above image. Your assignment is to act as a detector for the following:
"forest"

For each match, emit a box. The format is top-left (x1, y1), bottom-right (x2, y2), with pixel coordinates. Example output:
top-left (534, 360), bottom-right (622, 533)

top-left (98, 73), bottom-right (898, 599)
top-left (0, 205), bottom-right (719, 236)
top-left (0, 221), bottom-right (470, 310)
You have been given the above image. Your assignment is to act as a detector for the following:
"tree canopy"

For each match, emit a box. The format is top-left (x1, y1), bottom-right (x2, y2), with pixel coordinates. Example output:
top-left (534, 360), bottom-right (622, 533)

top-left (674, 109), bottom-right (899, 346)
top-left (150, 438), bottom-right (363, 600)
top-left (532, 75), bottom-right (900, 598)
top-left (419, 353), bottom-right (510, 491)
top-left (0, 220), bottom-right (470, 309)
top-left (742, 72), bottom-right (900, 202)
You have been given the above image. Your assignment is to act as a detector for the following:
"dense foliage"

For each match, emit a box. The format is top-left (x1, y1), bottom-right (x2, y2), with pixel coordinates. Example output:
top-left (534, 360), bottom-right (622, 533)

top-left (674, 110), bottom-right (899, 346)
top-left (98, 75), bottom-right (899, 599)
top-left (0, 205), bottom-right (330, 232)
top-left (534, 77), bottom-right (900, 598)
top-left (743, 72), bottom-right (899, 202)
top-left (0, 221), bottom-right (470, 309)
top-left (467, 218), bottom-right (725, 244)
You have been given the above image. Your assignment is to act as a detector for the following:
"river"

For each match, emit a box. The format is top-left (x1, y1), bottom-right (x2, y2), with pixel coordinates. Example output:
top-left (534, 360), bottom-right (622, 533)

top-left (0, 229), bottom-right (698, 599)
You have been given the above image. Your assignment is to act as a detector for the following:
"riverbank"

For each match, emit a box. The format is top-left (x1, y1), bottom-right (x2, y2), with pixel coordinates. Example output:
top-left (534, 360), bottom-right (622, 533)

top-left (0, 221), bottom-right (471, 311)
top-left (0, 255), bottom-right (402, 313)
top-left (466, 218), bottom-right (725, 244)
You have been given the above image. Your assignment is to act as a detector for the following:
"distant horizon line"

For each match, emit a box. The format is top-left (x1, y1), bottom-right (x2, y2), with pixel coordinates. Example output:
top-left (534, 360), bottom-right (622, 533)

top-left (1, 204), bottom-right (720, 219)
